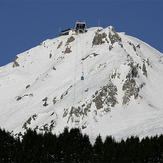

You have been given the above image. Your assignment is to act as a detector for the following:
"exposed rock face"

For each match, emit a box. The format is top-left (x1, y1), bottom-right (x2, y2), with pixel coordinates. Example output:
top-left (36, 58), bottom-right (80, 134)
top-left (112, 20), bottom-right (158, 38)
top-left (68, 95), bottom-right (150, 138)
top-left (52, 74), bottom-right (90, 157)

top-left (108, 27), bottom-right (121, 45)
top-left (93, 82), bottom-right (118, 109)
top-left (26, 85), bottom-right (30, 89)
top-left (122, 63), bottom-right (140, 105)
top-left (57, 41), bottom-right (63, 49)
top-left (42, 97), bottom-right (48, 107)
top-left (64, 82), bottom-right (118, 126)
top-left (81, 53), bottom-right (99, 61)
top-left (142, 62), bottom-right (147, 77)
top-left (39, 120), bottom-right (56, 132)
top-left (128, 41), bottom-right (136, 51)
top-left (83, 103), bottom-right (92, 116)
top-left (92, 32), bottom-right (107, 46)
top-left (16, 93), bottom-right (33, 101)
top-left (66, 36), bottom-right (75, 45)
top-left (64, 47), bottom-right (72, 53)
top-left (60, 85), bottom-right (72, 100)
top-left (13, 55), bottom-right (20, 67)
top-left (53, 66), bottom-right (56, 70)
top-left (63, 108), bottom-right (68, 118)
top-left (131, 64), bottom-right (138, 78)
top-left (122, 78), bottom-right (139, 105)
top-left (49, 53), bottom-right (52, 58)
top-left (128, 62), bottom-right (139, 78)
top-left (22, 114), bottom-right (37, 130)
top-left (66, 102), bottom-right (92, 123)
top-left (53, 97), bottom-right (57, 105)
top-left (23, 112), bottom-right (57, 133)
top-left (109, 45), bottom-right (113, 51)
top-left (70, 106), bottom-right (83, 117)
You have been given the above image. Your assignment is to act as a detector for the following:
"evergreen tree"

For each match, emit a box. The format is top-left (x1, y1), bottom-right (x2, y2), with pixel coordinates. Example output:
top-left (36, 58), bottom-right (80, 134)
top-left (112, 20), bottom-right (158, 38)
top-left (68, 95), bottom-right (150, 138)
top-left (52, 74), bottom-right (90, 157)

top-left (93, 134), bottom-right (104, 162)
top-left (103, 135), bottom-right (116, 162)
top-left (0, 128), bottom-right (18, 162)
top-left (42, 132), bottom-right (58, 161)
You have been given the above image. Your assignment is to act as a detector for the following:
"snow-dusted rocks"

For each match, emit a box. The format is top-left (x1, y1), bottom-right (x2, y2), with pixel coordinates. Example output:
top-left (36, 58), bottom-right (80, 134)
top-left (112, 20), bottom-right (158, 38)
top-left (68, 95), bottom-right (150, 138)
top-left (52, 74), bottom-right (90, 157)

top-left (0, 26), bottom-right (163, 141)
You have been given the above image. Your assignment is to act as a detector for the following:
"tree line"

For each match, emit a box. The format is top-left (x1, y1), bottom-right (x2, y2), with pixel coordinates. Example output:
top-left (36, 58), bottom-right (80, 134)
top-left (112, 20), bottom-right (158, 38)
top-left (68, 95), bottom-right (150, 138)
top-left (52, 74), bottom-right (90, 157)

top-left (0, 127), bottom-right (163, 162)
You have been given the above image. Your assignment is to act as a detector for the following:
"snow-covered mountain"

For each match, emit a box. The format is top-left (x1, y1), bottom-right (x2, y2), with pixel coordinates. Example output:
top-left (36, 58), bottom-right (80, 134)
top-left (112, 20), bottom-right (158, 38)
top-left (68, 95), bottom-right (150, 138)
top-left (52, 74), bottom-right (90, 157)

top-left (0, 26), bottom-right (163, 141)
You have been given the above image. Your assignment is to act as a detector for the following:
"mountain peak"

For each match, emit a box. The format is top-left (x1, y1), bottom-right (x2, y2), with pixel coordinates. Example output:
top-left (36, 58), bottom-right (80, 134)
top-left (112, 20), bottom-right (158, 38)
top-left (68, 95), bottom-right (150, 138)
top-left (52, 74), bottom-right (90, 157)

top-left (0, 25), bottom-right (163, 140)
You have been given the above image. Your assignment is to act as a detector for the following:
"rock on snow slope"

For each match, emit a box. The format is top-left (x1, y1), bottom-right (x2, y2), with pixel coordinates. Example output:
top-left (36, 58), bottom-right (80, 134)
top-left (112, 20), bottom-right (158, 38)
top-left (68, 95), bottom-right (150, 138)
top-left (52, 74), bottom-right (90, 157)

top-left (0, 26), bottom-right (163, 141)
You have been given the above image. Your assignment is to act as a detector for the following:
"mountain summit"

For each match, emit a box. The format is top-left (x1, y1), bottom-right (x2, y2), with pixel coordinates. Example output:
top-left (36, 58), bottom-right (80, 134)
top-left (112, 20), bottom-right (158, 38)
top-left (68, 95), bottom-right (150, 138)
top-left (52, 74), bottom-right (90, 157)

top-left (0, 26), bottom-right (163, 140)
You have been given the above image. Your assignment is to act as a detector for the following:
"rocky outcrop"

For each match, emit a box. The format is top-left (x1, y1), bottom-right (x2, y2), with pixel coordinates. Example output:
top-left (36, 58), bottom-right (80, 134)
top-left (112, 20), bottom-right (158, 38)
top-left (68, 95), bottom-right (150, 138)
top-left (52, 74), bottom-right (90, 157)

top-left (66, 36), bottom-right (75, 45)
top-left (38, 120), bottom-right (56, 132)
top-left (81, 53), bottom-right (99, 61)
top-left (93, 82), bottom-right (118, 109)
top-left (57, 41), bottom-right (63, 49)
top-left (108, 27), bottom-right (121, 45)
top-left (64, 47), bottom-right (72, 53)
top-left (128, 62), bottom-right (139, 78)
top-left (42, 97), bottom-right (48, 107)
top-left (122, 78), bottom-right (139, 105)
top-left (63, 108), bottom-right (69, 118)
top-left (69, 106), bottom-right (83, 117)
top-left (52, 66), bottom-right (56, 70)
top-left (16, 93), bottom-right (33, 101)
top-left (22, 114), bottom-right (37, 130)
top-left (142, 62), bottom-right (147, 77)
top-left (65, 81), bottom-right (118, 126)
top-left (92, 32), bottom-right (107, 46)
top-left (122, 63), bottom-right (140, 105)
top-left (53, 97), bottom-right (57, 105)
top-left (13, 55), bottom-right (20, 67)
top-left (26, 85), bottom-right (30, 89)
top-left (60, 85), bottom-right (72, 100)
top-left (49, 53), bottom-right (52, 58)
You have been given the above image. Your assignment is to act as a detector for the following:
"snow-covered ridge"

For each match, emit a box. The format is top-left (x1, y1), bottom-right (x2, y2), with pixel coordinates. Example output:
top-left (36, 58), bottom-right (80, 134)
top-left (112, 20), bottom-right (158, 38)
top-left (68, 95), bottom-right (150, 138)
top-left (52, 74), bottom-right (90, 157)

top-left (0, 26), bottom-right (163, 141)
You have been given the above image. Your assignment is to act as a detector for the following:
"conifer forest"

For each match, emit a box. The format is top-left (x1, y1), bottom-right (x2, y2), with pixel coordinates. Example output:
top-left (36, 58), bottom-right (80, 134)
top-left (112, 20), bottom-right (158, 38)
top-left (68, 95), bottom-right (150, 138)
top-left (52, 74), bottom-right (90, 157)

top-left (0, 127), bottom-right (163, 162)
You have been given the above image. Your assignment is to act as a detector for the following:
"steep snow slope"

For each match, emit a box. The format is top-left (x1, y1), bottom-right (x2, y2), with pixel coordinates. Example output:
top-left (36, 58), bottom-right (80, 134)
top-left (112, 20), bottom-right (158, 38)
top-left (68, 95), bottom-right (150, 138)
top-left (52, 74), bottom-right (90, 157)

top-left (0, 26), bottom-right (163, 140)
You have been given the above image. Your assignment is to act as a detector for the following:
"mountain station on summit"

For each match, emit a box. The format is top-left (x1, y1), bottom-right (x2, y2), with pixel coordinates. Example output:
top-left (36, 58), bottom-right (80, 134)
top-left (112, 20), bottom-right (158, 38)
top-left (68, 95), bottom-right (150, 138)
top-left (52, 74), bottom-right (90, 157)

top-left (60, 22), bottom-right (87, 36)
top-left (75, 22), bottom-right (87, 34)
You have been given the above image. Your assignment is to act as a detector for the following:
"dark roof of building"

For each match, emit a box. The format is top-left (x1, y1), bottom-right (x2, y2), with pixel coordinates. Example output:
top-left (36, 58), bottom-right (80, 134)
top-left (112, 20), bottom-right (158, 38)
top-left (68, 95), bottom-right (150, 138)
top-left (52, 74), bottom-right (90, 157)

top-left (61, 28), bottom-right (72, 33)
top-left (76, 22), bottom-right (86, 24)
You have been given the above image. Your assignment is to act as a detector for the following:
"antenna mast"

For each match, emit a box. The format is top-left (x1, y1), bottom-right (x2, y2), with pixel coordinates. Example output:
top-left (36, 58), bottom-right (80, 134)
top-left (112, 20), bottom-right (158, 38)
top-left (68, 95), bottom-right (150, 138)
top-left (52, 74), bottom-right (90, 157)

top-left (59, 28), bottom-right (61, 35)
top-left (98, 19), bottom-right (100, 27)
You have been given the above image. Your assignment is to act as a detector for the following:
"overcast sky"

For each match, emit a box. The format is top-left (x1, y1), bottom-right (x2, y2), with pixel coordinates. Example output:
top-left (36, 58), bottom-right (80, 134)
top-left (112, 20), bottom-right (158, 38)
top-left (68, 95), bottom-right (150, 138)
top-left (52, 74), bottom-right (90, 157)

top-left (0, 0), bottom-right (162, 66)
